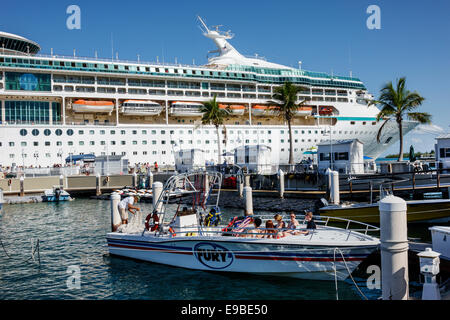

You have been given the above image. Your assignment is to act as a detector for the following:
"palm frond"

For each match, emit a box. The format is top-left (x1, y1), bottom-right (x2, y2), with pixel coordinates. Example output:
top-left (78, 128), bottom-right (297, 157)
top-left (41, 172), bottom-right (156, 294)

top-left (407, 112), bottom-right (432, 124)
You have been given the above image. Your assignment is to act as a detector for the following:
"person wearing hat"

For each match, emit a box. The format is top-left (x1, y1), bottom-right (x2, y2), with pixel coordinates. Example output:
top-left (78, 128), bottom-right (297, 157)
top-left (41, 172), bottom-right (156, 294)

top-left (118, 195), bottom-right (140, 225)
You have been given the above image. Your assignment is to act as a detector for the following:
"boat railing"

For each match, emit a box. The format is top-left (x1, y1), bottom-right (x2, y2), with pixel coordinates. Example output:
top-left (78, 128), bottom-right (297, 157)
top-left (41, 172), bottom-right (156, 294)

top-left (254, 214), bottom-right (379, 236)
top-left (159, 222), bottom-right (377, 241)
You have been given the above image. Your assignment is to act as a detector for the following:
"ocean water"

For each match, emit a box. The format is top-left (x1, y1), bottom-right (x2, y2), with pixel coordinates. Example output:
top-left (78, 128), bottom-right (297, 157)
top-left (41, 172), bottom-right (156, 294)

top-left (0, 198), bottom-right (424, 300)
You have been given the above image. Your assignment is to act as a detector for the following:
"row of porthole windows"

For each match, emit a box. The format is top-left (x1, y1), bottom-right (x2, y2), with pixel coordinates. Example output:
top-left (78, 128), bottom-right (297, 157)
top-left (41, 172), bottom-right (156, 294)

top-left (19, 129), bottom-right (74, 137)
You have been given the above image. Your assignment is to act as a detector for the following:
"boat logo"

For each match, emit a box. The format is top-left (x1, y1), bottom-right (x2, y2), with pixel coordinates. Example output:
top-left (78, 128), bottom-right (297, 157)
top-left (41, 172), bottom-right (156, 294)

top-left (193, 242), bottom-right (234, 269)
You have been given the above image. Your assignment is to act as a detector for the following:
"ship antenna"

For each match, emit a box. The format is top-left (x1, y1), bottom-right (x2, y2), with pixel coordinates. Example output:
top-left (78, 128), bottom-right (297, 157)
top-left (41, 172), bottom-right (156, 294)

top-left (197, 15), bottom-right (210, 33)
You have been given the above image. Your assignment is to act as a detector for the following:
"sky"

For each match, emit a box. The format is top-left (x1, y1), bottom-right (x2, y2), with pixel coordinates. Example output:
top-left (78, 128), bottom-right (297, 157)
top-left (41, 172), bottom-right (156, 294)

top-left (1, 0), bottom-right (449, 156)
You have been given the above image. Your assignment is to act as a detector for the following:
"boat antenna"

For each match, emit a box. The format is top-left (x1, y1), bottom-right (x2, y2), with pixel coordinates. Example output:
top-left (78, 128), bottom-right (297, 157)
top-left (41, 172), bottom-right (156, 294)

top-left (111, 32), bottom-right (114, 61)
top-left (197, 15), bottom-right (210, 33)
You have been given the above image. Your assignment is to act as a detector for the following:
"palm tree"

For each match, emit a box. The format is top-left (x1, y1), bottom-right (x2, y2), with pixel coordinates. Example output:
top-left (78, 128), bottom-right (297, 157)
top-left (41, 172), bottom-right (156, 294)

top-left (270, 81), bottom-right (306, 165)
top-left (371, 77), bottom-right (431, 161)
top-left (200, 95), bottom-right (229, 164)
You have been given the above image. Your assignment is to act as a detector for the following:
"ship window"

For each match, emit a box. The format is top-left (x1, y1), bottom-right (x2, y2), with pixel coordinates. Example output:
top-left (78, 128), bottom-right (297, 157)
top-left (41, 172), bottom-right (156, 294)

top-left (55, 129), bottom-right (62, 136)
top-left (67, 129), bottom-right (74, 136)
top-left (78, 130), bottom-right (84, 135)
top-left (20, 129), bottom-right (28, 136)
top-left (45, 141), bottom-right (50, 146)
top-left (350, 121), bottom-right (355, 125)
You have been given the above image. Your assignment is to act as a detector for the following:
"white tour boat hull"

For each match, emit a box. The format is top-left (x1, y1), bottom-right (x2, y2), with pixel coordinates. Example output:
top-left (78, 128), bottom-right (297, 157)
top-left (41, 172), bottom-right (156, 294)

top-left (106, 233), bottom-right (378, 281)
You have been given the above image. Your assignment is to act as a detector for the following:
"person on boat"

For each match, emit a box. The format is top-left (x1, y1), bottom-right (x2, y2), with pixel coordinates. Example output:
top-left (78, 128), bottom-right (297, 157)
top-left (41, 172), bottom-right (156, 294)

top-left (154, 161), bottom-right (158, 172)
top-left (264, 220), bottom-right (281, 239)
top-left (242, 217), bottom-right (263, 238)
top-left (286, 212), bottom-right (301, 235)
top-left (118, 195), bottom-right (140, 225)
top-left (274, 214), bottom-right (287, 237)
top-left (305, 211), bottom-right (317, 230)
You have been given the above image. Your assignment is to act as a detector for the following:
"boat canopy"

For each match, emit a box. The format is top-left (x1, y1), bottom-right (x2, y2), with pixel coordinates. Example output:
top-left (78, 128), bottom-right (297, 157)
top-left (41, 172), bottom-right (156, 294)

top-left (65, 154), bottom-right (96, 163)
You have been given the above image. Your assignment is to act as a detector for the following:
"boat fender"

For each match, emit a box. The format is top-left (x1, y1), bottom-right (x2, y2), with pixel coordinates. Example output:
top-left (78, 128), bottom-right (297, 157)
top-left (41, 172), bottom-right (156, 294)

top-left (169, 227), bottom-right (176, 237)
top-left (105, 176), bottom-right (110, 183)
top-left (144, 212), bottom-right (160, 231)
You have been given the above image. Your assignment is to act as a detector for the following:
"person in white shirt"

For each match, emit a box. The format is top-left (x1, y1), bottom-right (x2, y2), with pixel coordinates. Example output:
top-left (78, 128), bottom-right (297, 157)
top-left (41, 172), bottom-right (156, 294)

top-left (118, 195), bottom-right (140, 224)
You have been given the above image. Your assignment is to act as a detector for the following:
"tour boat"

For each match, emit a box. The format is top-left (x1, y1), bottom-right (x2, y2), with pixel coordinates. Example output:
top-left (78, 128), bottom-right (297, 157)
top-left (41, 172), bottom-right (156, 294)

top-left (121, 100), bottom-right (163, 116)
top-left (71, 99), bottom-right (114, 113)
top-left (106, 171), bottom-right (380, 281)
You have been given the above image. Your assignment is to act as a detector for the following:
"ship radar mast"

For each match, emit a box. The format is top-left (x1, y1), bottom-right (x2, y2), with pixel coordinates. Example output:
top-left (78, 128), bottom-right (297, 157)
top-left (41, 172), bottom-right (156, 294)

top-left (196, 15), bottom-right (293, 69)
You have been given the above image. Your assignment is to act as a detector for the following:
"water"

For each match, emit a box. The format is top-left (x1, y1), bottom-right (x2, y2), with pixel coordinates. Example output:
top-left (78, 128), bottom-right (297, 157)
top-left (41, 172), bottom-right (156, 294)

top-left (0, 198), bottom-right (413, 300)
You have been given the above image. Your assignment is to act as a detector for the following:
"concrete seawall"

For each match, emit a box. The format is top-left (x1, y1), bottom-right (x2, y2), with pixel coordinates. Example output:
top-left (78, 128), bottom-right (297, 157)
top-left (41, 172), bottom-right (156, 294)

top-left (0, 173), bottom-right (173, 196)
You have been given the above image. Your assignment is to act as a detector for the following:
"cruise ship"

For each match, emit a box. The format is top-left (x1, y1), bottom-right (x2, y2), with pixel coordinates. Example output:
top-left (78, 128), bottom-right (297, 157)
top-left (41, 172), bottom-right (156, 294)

top-left (0, 17), bottom-right (417, 167)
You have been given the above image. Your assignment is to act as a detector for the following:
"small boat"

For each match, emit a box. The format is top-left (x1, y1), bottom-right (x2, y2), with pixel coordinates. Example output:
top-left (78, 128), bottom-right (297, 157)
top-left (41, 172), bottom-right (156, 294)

top-left (295, 106), bottom-right (313, 116)
top-left (42, 186), bottom-right (72, 202)
top-left (170, 101), bottom-right (204, 116)
top-left (318, 106), bottom-right (333, 115)
top-left (318, 198), bottom-right (450, 224)
top-left (120, 100), bottom-right (163, 116)
top-left (251, 105), bottom-right (279, 116)
top-left (106, 171), bottom-right (380, 281)
top-left (72, 99), bottom-right (114, 113)
top-left (218, 104), bottom-right (245, 115)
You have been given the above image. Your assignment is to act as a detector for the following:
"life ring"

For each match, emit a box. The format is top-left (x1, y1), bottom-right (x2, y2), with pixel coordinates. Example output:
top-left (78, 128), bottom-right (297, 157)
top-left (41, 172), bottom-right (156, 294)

top-left (169, 227), bottom-right (176, 237)
top-left (7, 179), bottom-right (12, 186)
top-left (145, 212), bottom-right (160, 231)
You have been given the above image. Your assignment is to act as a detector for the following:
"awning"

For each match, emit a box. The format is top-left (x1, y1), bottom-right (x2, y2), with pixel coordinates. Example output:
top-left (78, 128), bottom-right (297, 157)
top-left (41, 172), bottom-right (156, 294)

top-left (65, 154), bottom-right (96, 163)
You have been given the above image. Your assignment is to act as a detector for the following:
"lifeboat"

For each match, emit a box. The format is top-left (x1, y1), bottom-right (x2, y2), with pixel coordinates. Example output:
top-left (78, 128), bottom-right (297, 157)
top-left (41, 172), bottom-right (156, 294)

top-left (251, 105), bottom-right (280, 116)
top-left (295, 106), bottom-right (313, 116)
top-left (72, 100), bottom-right (114, 113)
top-left (170, 101), bottom-right (204, 117)
top-left (218, 104), bottom-right (245, 116)
top-left (318, 106), bottom-right (334, 115)
top-left (121, 100), bottom-right (163, 116)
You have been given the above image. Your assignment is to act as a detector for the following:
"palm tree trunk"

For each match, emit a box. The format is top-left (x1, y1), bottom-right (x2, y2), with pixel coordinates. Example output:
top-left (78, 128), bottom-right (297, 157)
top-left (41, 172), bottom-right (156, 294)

top-left (216, 125), bottom-right (222, 164)
top-left (288, 120), bottom-right (294, 165)
top-left (397, 120), bottom-right (404, 162)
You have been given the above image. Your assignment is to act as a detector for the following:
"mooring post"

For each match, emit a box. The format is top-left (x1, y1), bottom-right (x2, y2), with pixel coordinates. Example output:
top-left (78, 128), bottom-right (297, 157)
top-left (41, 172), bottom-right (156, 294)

top-left (278, 169), bottom-right (285, 199)
top-left (95, 173), bottom-right (101, 196)
top-left (152, 181), bottom-right (163, 213)
top-left (243, 186), bottom-right (253, 216)
top-left (133, 172), bottom-right (138, 189)
top-left (325, 168), bottom-right (332, 201)
top-left (379, 195), bottom-right (409, 300)
top-left (59, 174), bottom-right (64, 189)
top-left (330, 170), bottom-right (340, 205)
top-left (237, 174), bottom-right (244, 198)
top-left (147, 170), bottom-right (154, 188)
top-left (110, 192), bottom-right (122, 232)
top-left (244, 174), bottom-right (251, 188)
top-left (417, 248), bottom-right (441, 300)
top-left (19, 176), bottom-right (24, 197)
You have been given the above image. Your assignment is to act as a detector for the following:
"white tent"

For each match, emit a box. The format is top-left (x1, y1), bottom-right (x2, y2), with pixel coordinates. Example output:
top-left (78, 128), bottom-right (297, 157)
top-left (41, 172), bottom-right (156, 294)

top-left (234, 144), bottom-right (276, 174)
top-left (174, 149), bottom-right (206, 173)
top-left (317, 139), bottom-right (364, 174)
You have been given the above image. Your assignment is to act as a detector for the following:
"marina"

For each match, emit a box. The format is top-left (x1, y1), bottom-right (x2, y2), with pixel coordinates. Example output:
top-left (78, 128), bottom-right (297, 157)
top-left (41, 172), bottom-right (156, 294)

top-left (1, 1), bottom-right (449, 305)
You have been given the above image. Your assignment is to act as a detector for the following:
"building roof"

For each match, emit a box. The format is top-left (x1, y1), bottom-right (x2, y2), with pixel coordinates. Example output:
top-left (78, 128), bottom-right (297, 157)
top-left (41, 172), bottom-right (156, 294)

top-left (436, 134), bottom-right (450, 140)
